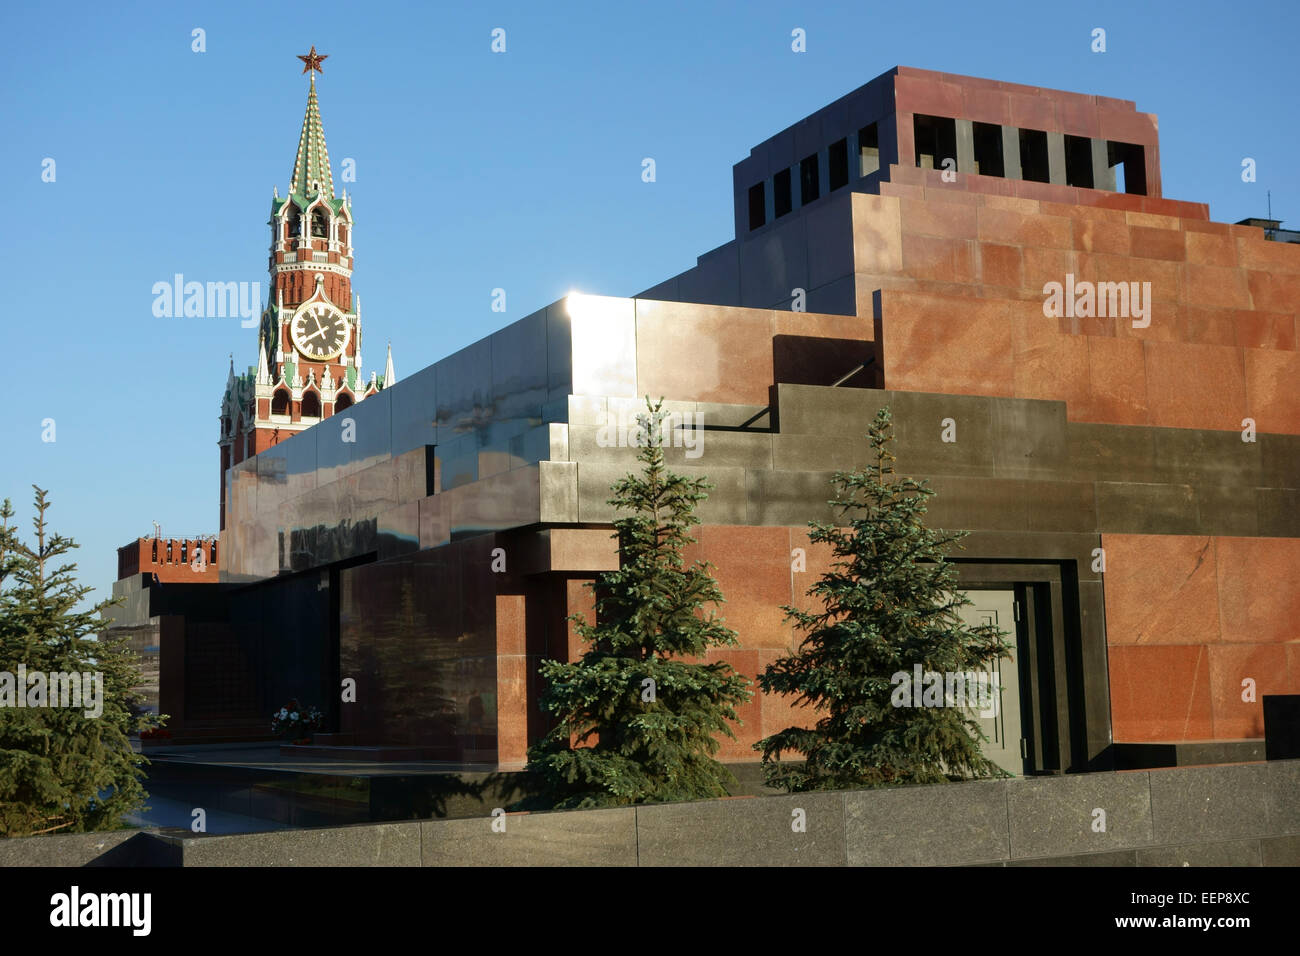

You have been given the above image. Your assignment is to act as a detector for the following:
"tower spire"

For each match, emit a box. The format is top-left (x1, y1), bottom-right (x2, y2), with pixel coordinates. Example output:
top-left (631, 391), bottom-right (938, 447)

top-left (221, 47), bottom-right (363, 532)
top-left (256, 329), bottom-right (271, 385)
top-left (384, 341), bottom-right (396, 387)
top-left (290, 47), bottom-right (334, 201)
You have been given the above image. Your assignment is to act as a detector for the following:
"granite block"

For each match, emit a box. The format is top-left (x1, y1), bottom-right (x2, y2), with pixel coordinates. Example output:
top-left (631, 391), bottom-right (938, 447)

top-left (420, 807), bottom-right (637, 866)
top-left (844, 780), bottom-right (1010, 866)
top-left (1006, 772), bottom-right (1153, 859)
top-left (635, 792), bottom-right (846, 866)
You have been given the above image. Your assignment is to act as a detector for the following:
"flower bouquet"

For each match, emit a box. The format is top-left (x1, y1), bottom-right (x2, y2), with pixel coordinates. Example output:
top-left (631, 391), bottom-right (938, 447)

top-left (272, 699), bottom-right (324, 744)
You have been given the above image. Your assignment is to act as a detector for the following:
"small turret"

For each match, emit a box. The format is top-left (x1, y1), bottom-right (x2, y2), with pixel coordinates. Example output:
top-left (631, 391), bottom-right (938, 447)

top-left (256, 331), bottom-right (271, 386)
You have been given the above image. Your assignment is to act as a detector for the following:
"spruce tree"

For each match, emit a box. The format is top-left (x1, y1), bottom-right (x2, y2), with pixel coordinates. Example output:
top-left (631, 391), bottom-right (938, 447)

top-left (523, 398), bottom-right (752, 809)
top-left (0, 487), bottom-right (160, 836)
top-left (755, 406), bottom-right (1011, 792)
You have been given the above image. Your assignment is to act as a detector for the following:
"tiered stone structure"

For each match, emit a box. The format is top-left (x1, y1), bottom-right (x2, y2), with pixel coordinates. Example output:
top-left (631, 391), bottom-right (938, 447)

top-left (139, 66), bottom-right (1300, 767)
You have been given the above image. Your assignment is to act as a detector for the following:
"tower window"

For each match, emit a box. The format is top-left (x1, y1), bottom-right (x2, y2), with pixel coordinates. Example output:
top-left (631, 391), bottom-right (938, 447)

top-left (288, 209), bottom-right (302, 237)
top-left (335, 392), bottom-right (353, 412)
top-left (1019, 128), bottom-right (1050, 183)
top-left (972, 122), bottom-right (1005, 177)
top-left (773, 168), bottom-right (792, 218)
top-left (301, 391), bottom-right (321, 418)
top-left (272, 389), bottom-right (290, 416)
top-left (828, 138), bottom-right (849, 190)
top-left (748, 182), bottom-right (766, 230)
top-left (1107, 141), bottom-right (1147, 195)
top-left (1064, 135), bottom-right (1094, 189)
top-left (799, 153), bottom-right (820, 205)
top-left (914, 115), bottom-right (956, 172)
top-left (858, 123), bottom-right (880, 177)
top-left (311, 210), bottom-right (329, 238)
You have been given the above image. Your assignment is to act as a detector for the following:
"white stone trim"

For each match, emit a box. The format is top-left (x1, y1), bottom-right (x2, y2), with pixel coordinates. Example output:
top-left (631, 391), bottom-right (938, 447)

top-left (273, 261), bottom-right (352, 279)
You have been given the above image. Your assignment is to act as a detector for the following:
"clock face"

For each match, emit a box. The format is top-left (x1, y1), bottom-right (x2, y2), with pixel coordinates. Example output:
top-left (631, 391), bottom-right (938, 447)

top-left (291, 303), bottom-right (349, 361)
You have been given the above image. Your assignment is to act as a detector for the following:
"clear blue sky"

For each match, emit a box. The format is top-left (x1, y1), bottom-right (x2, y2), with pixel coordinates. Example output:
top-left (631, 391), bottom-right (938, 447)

top-left (1, 0), bottom-right (1296, 608)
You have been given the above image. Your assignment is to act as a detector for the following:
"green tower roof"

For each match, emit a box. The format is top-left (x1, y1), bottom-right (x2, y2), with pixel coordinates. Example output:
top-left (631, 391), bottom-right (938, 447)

top-left (289, 74), bottom-right (334, 204)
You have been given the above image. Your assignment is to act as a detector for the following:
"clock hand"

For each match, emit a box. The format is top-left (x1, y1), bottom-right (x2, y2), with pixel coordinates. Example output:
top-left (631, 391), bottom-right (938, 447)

top-left (295, 316), bottom-right (322, 345)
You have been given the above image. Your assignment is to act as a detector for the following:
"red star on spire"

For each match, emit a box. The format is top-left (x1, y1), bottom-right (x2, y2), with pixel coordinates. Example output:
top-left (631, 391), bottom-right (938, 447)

top-left (297, 46), bottom-right (328, 74)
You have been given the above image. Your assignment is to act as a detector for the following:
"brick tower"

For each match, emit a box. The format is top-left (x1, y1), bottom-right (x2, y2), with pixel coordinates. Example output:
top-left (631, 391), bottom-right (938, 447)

top-left (218, 48), bottom-right (396, 529)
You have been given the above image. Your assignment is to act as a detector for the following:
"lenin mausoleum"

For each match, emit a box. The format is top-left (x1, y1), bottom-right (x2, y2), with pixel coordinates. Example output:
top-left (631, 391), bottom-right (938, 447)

top-left (103, 62), bottom-right (1300, 780)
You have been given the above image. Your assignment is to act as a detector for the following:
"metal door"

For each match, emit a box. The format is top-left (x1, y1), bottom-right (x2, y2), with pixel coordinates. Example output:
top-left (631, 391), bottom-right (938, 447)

top-left (957, 589), bottom-right (1024, 776)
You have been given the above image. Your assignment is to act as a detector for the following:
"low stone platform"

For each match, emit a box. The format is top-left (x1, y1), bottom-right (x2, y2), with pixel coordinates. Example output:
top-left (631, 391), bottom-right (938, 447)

top-left (4, 758), bottom-right (1298, 867)
top-left (134, 744), bottom-right (776, 831)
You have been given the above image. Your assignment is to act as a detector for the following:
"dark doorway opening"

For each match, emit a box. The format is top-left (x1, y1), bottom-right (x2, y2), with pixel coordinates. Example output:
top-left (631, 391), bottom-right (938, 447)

top-left (1107, 141), bottom-right (1147, 195)
top-left (1019, 129), bottom-right (1050, 183)
top-left (1064, 135), bottom-right (1095, 189)
top-left (828, 137), bottom-right (849, 191)
top-left (800, 153), bottom-right (820, 205)
top-left (859, 123), bottom-right (880, 177)
top-left (773, 168), bottom-right (793, 218)
top-left (748, 182), bottom-right (766, 230)
top-left (914, 114), bottom-right (957, 172)
top-left (972, 122), bottom-right (1005, 177)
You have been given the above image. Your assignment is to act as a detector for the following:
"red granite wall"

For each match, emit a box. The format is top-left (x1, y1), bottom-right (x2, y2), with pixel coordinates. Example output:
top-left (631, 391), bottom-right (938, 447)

top-left (632, 299), bottom-right (871, 407)
top-left (525, 523), bottom-right (1300, 756)
top-left (1103, 533), bottom-right (1300, 741)
top-left (862, 187), bottom-right (1300, 435)
top-left (530, 525), bottom-right (836, 762)
top-left (892, 66), bottom-right (1163, 200)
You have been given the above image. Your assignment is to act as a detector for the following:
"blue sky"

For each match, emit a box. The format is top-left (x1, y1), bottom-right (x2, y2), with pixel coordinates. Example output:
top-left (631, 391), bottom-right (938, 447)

top-left (1, 0), bottom-right (1296, 607)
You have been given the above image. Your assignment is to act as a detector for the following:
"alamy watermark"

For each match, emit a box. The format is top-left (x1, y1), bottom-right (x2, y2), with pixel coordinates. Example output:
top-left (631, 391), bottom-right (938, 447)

top-left (1042, 274), bottom-right (1151, 328)
top-left (50, 886), bottom-right (150, 935)
top-left (890, 665), bottom-right (1000, 718)
top-left (596, 409), bottom-right (705, 459)
top-left (152, 274), bottom-right (260, 326)
top-left (0, 666), bottom-right (104, 718)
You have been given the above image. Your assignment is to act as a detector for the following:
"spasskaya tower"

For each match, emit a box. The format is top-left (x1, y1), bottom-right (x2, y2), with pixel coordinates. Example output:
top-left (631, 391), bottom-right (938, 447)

top-left (218, 47), bottom-right (395, 529)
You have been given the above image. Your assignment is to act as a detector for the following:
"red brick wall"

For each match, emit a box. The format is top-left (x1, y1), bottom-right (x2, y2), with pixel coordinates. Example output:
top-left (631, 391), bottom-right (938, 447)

top-left (272, 270), bottom-right (351, 311)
